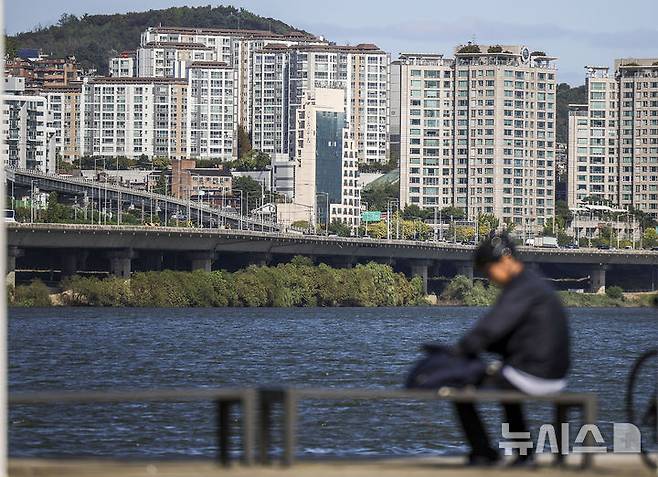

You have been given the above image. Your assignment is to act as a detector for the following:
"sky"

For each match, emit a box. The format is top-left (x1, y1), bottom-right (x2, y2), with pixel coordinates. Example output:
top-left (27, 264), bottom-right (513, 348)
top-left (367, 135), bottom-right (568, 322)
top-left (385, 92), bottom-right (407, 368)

top-left (5, 0), bottom-right (658, 85)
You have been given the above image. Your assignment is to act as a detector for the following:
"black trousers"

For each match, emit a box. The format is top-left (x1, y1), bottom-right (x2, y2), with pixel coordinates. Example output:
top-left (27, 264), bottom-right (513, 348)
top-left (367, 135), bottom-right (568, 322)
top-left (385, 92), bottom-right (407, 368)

top-left (454, 372), bottom-right (529, 458)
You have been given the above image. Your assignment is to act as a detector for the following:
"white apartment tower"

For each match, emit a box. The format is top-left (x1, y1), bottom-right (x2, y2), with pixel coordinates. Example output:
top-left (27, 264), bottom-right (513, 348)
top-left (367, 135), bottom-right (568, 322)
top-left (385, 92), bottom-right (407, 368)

top-left (80, 77), bottom-right (187, 159)
top-left (251, 43), bottom-right (390, 164)
top-left (567, 59), bottom-right (658, 218)
top-left (139, 27), bottom-right (326, 129)
top-left (109, 52), bottom-right (136, 78)
top-left (137, 42), bottom-right (215, 78)
top-left (186, 62), bottom-right (238, 160)
top-left (397, 45), bottom-right (557, 231)
top-left (2, 77), bottom-right (57, 172)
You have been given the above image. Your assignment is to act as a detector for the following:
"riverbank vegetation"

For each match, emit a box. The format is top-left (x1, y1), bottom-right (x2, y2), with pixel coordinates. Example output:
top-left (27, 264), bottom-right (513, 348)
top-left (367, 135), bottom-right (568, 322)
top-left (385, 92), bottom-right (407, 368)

top-left (437, 276), bottom-right (656, 307)
top-left (9, 258), bottom-right (425, 308)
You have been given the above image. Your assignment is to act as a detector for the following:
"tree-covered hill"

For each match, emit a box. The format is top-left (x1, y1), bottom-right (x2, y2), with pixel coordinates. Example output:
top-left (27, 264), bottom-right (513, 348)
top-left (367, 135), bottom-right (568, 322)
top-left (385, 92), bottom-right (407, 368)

top-left (8, 5), bottom-right (306, 73)
top-left (556, 82), bottom-right (587, 144)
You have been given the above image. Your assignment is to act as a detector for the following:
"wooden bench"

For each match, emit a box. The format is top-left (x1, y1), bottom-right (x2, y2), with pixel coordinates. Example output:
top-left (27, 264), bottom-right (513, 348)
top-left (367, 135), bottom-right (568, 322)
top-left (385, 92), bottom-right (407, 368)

top-left (257, 387), bottom-right (598, 468)
top-left (10, 387), bottom-right (258, 465)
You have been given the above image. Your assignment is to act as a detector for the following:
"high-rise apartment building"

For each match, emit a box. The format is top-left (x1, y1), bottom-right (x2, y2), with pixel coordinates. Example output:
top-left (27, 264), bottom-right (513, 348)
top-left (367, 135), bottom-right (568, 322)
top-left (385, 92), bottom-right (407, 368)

top-left (251, 43), bottom-right (389, 164)
top-left (2, 77), bottom-right (57, 172)
top-left (186, 62), bottom-right (238, 160)
top-left (396, 54), bottom-right (455, 210)
top-left (139, 27), bottom-right (326, 128)
top-left (137, 42), bottom-right (215, 78)
top-left (567, 59), bottom-right (658, 218)
top-left (396, 44), bottom-right (557, 230)
top-left (43, 85), bottom-right (82, 162)
top-left (80, 77), bottom-right (188, 159)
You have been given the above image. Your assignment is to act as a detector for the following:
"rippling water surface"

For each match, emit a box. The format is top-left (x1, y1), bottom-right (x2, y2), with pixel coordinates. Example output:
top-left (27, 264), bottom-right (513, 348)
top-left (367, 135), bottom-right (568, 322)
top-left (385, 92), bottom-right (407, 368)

top-left (8, 306), bottom-right (657, 458)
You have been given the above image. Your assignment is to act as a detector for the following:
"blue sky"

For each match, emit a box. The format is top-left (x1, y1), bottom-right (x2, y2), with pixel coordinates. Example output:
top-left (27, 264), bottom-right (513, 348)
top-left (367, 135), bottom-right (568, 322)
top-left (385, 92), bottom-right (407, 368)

top-left (6, 0), bottom-right (658, 85)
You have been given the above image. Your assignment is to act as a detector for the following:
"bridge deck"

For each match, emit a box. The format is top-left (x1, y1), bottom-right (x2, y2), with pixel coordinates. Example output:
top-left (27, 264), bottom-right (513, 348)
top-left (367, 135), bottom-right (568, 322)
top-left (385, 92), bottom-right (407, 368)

top-left (8, 455), bottom-right (653, 477)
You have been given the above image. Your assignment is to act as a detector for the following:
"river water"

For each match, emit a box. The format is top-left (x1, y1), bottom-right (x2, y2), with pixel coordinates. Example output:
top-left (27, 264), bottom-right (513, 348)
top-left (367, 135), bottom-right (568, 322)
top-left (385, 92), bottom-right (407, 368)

top-left (8, 306), bottom-right (657, 458)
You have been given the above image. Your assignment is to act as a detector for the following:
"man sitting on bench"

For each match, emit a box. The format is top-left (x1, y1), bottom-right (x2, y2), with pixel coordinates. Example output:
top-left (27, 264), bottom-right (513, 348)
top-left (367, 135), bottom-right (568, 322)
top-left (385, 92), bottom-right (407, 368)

top-left (454, 232), bottom-right (570, 466)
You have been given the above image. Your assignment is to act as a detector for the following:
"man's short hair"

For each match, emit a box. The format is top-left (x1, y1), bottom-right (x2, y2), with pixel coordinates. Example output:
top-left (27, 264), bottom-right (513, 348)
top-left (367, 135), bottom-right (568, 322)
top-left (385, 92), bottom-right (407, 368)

top-left (473, 232), bottom-right (518, 269)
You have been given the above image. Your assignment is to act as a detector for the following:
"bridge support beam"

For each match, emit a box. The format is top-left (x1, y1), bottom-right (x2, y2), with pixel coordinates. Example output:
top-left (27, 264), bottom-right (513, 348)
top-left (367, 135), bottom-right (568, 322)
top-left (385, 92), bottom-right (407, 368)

top-left (327, 255), bottom-right (355, 269)
top-left (455, 261), bottom-right (474, 281)
top-left (7, 246), bottom-right (23, 288)
top-left (409, 260), bottom-right (431, 294)
top-left (107, 249), bottom-right (134, 279)
top-left (189, 251), bottom-right (215, 272)
top-left (589, 265), bottom-right (607, 294)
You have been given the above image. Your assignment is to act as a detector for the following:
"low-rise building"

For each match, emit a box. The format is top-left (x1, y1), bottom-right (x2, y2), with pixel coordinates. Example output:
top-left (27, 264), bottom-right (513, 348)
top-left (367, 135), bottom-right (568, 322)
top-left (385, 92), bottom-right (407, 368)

top-left (109, 52), bottom-right (136, 78)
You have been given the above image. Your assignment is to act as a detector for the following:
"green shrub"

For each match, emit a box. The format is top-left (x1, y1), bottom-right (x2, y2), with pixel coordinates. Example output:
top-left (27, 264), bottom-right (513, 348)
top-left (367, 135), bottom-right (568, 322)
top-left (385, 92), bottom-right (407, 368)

top-left (12, 280), bottom-right (52, 307)
top-left (605, 286), bottom-right (624, 300)
top-left (56, 261), bottom-right (426, 308)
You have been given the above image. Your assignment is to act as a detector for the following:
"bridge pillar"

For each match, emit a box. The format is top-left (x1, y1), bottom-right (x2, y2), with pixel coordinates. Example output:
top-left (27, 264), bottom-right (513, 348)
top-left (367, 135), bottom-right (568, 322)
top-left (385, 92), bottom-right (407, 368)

top-left (188, 251), bottom-right (215, 272)
top-left (60, 252), bottom-right (78, 279)
top-left (7, 246), bottom-right (23, 288)
top-left (409, 260), bottom-right (431, 294)
top-left (589, 265), bottom-right (607, 294)
top-left (455, 261), bottom-right (474, 281)
top-left (143, 252), bottom-right (164, 272)
top-left (107, 249), bottom-right (134, 279)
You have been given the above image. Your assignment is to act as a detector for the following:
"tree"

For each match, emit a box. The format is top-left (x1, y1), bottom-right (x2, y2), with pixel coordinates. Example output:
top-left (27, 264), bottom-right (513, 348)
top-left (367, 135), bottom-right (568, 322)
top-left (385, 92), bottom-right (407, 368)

top-left (228, 150), bottom-right (270, 171)
top-left (440, 206), bottom-right (466, 221)
top-left (402, 205), bottom-right (430, 221)
top-left (478, 213), bottom-right (499, 237)
top-left (643, 228), bottom-right (658, 249)
top-left (8, 6), bottom-right (304, 74)
top-left (361, 183), bottom-right (398, 211)
top-left (328, 220), bottom-right (351, 237)
top-left (237, 124), bottom-right (252, 158)
top-left (153, 173), bottom-right (168, 195)
top-left (556, 83), bottom-right (587, 143)
top-left (232, 176), bottom-right (267, 214)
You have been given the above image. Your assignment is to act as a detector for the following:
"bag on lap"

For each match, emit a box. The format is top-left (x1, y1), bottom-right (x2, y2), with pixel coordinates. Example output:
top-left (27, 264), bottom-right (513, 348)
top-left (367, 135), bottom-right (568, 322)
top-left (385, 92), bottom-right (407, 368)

top-left (405, 343), bottom-right (486, 389)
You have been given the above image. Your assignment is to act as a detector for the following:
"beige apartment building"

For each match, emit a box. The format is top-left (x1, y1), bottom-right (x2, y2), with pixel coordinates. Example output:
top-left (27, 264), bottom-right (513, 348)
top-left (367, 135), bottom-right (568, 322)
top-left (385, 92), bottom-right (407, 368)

top-left (396, 44), bottom-right (557, 231)
top-left (567, 59), bottom-right (658, 219)
top-left (43, 85), bottom-right (82, 162)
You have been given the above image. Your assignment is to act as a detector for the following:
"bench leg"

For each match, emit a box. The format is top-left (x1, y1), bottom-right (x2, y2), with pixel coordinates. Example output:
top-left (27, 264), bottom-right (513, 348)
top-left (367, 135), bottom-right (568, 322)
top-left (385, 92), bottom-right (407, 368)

top-left (283, 392), bottom-right (298, 467)
top-left (553, 404), bottom-right (569, 466)
top-left (259, 399), bottom-right (272, 464)
top-left (581, 397), bottom-right (598, 469)
top-left (217, 400), bottom-right (231, 466)
top-left (242, 391), bottom-right (256, 466)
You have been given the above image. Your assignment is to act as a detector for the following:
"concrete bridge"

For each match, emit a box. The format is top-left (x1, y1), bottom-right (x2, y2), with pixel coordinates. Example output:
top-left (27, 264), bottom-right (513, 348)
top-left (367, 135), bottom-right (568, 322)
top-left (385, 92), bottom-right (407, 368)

top-left (8, 223), bottom-right (658, 293)
top-left (6, 168), bottom-right (281, 231)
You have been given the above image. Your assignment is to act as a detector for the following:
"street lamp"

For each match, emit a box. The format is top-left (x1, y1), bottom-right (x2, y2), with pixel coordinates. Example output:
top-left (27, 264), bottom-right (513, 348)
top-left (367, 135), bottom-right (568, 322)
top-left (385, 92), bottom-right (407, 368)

top-left (233, 189), bottom-right (244, 230)
top-left (387, 199), bottom-right (399, 240)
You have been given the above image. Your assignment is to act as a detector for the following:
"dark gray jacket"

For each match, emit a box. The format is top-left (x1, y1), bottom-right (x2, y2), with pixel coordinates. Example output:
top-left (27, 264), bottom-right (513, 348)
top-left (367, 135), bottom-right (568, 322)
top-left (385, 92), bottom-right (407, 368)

top-left (458, 267), bottom-right (570, 380)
